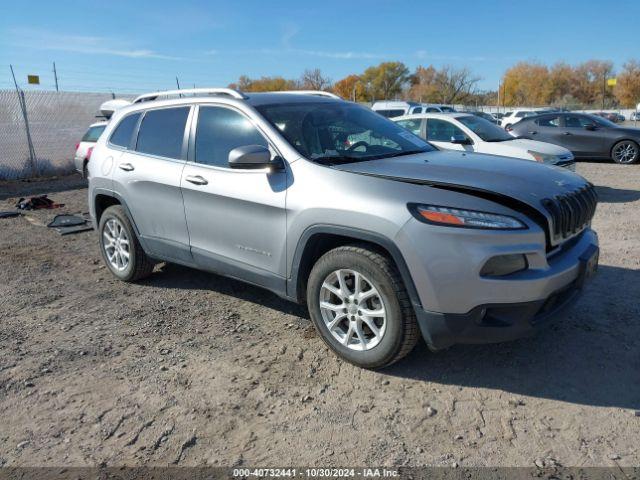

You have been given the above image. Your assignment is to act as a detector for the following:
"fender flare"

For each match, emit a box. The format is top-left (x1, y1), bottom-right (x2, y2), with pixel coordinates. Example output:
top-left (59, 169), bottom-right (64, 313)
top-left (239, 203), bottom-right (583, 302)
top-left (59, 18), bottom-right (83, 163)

top-left (287, 224), bottom-right (422, 311)
top-left (92, 188), bottom-right (150, 252)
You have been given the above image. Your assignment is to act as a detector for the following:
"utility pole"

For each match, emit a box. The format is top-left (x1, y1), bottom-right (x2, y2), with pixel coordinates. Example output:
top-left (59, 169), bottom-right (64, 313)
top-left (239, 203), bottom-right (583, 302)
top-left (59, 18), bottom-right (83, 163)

top-left (10, 65), bottom-right (37, 176)
top-left (53, 61), bottom-right (59, 92)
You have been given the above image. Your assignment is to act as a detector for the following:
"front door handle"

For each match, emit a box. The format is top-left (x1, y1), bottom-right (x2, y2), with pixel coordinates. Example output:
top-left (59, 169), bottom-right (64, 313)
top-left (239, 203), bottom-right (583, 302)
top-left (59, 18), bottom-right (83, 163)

top-left (185, 175), bottom-right (208, 186)
top-left (119, 163), bottom-right (134, 171)
top-left (563, 132), bottom-right (572, 135)
top-left (528, 131), bottom-right (537, 135)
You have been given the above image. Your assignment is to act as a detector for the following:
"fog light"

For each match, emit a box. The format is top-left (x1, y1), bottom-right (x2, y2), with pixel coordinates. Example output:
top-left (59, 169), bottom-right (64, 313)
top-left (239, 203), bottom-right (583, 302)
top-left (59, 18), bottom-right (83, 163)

top-left (480, 254), bottom-right (528, 277)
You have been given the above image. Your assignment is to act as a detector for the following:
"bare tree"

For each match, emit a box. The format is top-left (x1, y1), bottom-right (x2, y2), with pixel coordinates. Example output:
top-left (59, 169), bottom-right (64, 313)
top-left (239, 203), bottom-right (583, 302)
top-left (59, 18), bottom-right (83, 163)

top-left (435, 66), bottom-right (481, 104)
top-left (301, 69), bottom-right (332, 90)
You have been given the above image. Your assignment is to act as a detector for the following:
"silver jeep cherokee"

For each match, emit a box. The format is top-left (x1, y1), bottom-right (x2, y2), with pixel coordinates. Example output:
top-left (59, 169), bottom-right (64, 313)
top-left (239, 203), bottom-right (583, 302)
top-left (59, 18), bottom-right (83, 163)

top-left (88, 88), bottom-right (599, 369)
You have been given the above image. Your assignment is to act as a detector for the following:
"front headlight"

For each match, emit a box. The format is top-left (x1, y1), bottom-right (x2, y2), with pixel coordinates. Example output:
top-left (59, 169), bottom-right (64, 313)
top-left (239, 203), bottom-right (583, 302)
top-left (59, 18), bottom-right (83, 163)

top-left (409, 204), bottom-right (527, 230)
top-left (527, 150), bottom-right (558, 163)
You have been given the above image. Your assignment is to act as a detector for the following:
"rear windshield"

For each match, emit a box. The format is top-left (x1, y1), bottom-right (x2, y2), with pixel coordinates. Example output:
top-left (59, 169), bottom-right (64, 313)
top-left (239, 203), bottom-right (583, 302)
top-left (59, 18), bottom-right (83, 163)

top-left (81, 125), bottom-right (106, 143)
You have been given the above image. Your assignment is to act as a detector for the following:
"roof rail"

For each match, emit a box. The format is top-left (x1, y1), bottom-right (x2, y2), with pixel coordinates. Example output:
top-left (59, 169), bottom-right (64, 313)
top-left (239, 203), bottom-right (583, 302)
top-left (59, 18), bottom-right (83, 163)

top-left (278, 90), bottom-right (342, 99)
top-left (132, 88), bottom-right (247, 104)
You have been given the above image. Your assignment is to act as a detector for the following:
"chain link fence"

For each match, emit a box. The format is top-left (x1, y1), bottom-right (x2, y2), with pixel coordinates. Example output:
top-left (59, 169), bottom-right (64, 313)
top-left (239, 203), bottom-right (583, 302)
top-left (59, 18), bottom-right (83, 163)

top-left (0, 90), bottom-right (134, 180)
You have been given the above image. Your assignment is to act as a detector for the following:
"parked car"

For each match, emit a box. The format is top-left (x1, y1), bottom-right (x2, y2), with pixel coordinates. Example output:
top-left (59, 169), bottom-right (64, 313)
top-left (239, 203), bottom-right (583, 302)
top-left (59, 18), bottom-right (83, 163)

top-left (630, 111), bottom-right (640, 121)
top-left (501, 109), bottom-right (548, 130)
top-left (510, 112), bottom-right (640, 164)
top-left (393, 113), bottom-right (575, 169)
top-left (371, 101), bottom-right (424, 118)
top-left (74, 121), bottom-right (107, 177)
top-left (89, 88), bottom-right (599, 368)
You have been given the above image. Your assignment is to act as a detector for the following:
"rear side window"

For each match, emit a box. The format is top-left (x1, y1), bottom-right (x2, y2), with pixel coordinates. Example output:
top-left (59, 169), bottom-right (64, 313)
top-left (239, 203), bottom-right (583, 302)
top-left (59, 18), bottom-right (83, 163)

top-left (195, 106), bottom-right (268, 168)
top-left (411, 107), bottom-right (423, 114)
top-left (426, 107), bottom-right (440, 112)
top-left (396, 119), bottom-right (422, 136)
top-left (536, 116), bottom-right (560, 127)
top-left (135, 107), bottom-right (190, 159)
top-left (109, 113), bottom-right (141, 148)
top-left (82, 125), bottom-right (106, 143)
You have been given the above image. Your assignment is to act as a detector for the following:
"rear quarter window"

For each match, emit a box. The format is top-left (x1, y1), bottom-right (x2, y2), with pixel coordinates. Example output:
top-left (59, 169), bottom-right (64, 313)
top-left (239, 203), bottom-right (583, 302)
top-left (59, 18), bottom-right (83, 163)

top-left (82, 125), bottom-right (106, 143)
top-left (109, 113), bottom-right (142, 148)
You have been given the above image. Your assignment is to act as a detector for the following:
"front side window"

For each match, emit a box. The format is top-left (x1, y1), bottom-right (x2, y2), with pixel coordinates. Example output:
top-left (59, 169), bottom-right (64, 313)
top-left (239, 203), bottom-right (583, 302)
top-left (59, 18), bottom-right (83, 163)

top-left (396, 119), bottom-right (422, 136)
top-left (136, 107), bottom-right (190, 159)
top-left (564, 115), bottom-right (596, 128)
top-left (82, 125), bottom-right (106, 143)
top-left (536, 116), bottom-right (560, 127)
top-left (426, 107), bottom-right (440, 112)
top-left (195, 106), bottom-right (268, 167)
top-left (440, 106), bottom-right (456, 112)
top-left (426, 118), bottom-right (466, 142)
top-left (257, 102), bottom-right (433, 164)
top-left (109, 113), bottom-right (141, 148)
top-left (457, 115), bottom-right (512, 142)
top-left (411, 107), bottom-right (423, 114)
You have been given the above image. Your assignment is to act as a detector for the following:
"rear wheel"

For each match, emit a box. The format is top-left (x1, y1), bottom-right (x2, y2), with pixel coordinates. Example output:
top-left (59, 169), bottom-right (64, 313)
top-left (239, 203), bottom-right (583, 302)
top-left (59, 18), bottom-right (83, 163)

top-left (611, 140), bottom-right (639, 164)
top-left (98, 205), bottom-right (155, 281)
top-left (306, 245), bottom-right (419, 369)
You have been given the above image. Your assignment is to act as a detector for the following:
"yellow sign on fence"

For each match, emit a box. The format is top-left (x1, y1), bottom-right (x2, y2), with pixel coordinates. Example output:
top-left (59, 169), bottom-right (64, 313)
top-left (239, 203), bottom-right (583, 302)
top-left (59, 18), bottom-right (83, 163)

top-left (27, 75), bottom-right (40, 85)
top-left (607, 78), bottom-right (617, 87)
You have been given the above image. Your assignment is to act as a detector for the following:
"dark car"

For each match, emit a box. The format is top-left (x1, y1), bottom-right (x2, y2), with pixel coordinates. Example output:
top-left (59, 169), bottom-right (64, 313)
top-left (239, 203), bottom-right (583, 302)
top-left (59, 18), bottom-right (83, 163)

top-left (510, 112), bottom-right (640, 164)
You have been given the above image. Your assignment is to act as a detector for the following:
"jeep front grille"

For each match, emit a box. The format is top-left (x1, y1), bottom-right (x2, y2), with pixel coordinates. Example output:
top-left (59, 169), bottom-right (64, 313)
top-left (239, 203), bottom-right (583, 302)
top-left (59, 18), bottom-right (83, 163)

top-left (542, 184), bottom-right (598, 243)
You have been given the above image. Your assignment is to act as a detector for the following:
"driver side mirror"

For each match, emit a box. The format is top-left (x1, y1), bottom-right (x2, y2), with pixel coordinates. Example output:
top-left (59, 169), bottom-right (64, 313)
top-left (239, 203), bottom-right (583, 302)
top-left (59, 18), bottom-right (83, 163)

top-left (451, 134), bottom-right (472, 145)
top-left (228, 145), bottom-right (281, 170)
top-left (584, 124), bottom-right (597, 131)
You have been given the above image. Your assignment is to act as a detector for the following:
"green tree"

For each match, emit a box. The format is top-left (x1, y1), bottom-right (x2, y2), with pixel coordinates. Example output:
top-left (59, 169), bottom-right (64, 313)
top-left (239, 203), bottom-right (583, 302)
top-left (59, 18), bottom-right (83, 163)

top-left (360, 62), bottom-right (410, 100)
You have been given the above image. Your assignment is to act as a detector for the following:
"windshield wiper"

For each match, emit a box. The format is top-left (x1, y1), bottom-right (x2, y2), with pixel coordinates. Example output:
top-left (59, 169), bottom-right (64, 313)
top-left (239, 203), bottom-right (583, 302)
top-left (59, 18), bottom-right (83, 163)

top-left (313, 155), bottom-right (365, 165)
top-left (367, 150), bottom-right (428, 160)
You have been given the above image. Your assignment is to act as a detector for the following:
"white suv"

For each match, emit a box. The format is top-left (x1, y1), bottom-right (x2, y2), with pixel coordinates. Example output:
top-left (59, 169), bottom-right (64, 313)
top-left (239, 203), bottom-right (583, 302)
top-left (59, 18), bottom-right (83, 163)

top-left (501, 110), bottom-right (547, 130)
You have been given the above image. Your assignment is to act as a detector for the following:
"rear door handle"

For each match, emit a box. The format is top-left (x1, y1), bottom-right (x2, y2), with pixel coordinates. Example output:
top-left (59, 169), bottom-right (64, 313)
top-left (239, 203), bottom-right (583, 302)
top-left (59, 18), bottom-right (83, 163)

top-left (528, 131), bottom-right (537, 135)
top-left (563, 132), bottom-right (572, 135)
top-left (118, 163), bottom-right (134, 171)
top-left (185, 175), bottom-right (208, 186)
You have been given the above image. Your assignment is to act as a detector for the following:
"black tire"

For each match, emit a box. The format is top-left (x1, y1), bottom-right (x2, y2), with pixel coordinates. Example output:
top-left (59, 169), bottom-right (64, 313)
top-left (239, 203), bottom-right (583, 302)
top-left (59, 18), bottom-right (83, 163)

top-left (611, 140), bottom-right (639, 164)
top-left (98, 205), bottom-right (155, 282)
top-left (306, 244), bottom-right (419, 369)
top-left (82, 161), bottom-right (89, 179)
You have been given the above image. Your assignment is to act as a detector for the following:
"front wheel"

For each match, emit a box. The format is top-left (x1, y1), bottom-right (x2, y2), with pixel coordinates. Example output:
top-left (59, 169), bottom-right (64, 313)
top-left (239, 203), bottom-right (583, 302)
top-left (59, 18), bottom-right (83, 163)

top-left (611, 140), bottom-right (639, 164)
top-left (306, 245), bottom-right (419, 369)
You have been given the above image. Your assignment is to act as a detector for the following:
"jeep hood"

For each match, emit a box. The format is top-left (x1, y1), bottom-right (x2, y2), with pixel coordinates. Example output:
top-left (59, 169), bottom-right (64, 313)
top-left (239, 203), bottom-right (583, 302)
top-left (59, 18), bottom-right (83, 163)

top-left (334, 150), bottom-right (588, 211)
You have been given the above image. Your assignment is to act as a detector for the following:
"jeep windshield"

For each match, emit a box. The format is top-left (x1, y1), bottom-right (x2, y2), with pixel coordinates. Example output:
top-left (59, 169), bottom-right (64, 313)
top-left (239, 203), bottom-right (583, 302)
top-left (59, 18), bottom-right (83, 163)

top-left (256, 102), bottom-right (434, 165)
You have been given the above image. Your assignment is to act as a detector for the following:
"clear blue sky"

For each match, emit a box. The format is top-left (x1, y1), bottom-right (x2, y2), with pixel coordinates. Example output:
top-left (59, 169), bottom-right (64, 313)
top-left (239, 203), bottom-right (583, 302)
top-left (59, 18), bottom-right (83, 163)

top-left (1, 0), bottom-right (639, 93)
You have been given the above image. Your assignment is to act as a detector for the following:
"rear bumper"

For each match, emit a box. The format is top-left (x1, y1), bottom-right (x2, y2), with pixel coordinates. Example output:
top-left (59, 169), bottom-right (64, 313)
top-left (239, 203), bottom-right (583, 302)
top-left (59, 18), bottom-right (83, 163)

top-left (415, 242), bottom-right (598, 350)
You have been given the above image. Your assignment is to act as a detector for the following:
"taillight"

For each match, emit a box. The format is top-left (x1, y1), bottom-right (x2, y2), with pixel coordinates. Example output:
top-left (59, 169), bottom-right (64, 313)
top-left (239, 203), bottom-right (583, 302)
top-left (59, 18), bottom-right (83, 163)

top-left (86, 147), bottom-right (94, 162)
top-left (75, 143), bottom-right (80, 152)
top-left (505, 125), bottom-right (513, 132)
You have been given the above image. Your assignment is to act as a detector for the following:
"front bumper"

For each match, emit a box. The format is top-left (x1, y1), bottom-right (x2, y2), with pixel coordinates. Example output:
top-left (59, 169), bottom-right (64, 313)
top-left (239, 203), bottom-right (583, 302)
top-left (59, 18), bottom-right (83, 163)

top-left (415, 242), bottom-right (599, 350)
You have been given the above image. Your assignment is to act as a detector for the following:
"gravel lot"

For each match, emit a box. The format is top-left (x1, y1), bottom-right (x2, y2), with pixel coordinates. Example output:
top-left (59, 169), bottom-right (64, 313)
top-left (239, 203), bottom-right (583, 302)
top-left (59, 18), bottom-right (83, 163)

top-left (0, 161), bottom-right (638, 468)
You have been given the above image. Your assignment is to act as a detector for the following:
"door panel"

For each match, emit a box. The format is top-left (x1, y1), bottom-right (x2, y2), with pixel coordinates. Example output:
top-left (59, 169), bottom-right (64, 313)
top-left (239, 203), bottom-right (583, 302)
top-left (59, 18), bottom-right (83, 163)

top-left (111, 106), bottom-right (192, 262)
top-left (560, 115), bottom-right (605, 156)
top-left (181, 105), bottom-right (288, 289)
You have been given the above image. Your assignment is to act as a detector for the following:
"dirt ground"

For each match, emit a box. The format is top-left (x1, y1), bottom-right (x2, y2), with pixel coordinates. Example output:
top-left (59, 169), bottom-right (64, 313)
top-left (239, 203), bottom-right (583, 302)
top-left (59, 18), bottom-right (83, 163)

top-left (0, 162), bottom-right (638, 469)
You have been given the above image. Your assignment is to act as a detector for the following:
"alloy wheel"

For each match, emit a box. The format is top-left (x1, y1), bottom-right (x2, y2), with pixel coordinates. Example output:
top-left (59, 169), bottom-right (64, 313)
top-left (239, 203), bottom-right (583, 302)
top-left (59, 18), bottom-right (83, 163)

top-left (102, 218), bottom-right (130, 271)
top-left (319, 269), bottom-right (387, 351)
top-left (613, 142), bottom-right (638, 164)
